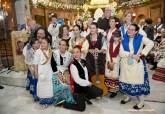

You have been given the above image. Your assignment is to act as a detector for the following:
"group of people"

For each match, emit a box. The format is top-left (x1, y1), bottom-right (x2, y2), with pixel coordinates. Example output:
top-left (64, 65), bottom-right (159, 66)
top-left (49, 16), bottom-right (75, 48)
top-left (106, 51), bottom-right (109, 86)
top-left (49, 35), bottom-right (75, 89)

top-left (22, 7), bottom-right (165, 111)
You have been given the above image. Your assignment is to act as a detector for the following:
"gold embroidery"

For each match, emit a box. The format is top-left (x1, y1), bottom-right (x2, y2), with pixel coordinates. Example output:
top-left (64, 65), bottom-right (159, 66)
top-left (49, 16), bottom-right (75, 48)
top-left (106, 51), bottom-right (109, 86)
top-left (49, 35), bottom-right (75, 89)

top-left (41, 48), bottom-right (52, 65)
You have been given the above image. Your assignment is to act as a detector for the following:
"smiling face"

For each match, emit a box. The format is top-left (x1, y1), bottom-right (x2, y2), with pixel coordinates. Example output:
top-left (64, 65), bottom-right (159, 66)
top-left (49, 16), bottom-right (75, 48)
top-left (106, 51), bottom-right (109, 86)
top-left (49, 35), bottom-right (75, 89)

top-left (127, 25), bottom-right (138, 37)
top-left (37, 29), bottom-right (45, 42)
top-left (109, 18), bottom-right (116, 28)
top-left (73, 26), bottom-right (80, 37)
top-left (73, 47), bottom-right (81, 60)
top-left (63, 26), bottom-right (69, 36)
top-left (32, 40), bottom-right (40, 50)
top-left (104, 8), bottom-right (111, 18)
top-left (125, 13), bottom-right (132, 24)
top-left (90, 24), bottom-right (97, 34)
top-left (160, 28), bottom-right (165, 37)
top-left (87, 17), bottom-right (93, 26)
top-left (41, 39), bottom-right (49, 50)
top-left (59, 40), bottom-right (67, 53)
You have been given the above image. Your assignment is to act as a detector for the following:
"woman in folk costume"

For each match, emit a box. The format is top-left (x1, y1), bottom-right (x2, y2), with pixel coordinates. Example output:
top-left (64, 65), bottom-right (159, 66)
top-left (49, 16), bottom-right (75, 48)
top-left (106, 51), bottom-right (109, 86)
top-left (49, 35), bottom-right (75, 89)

top-left (58, 25), bottom-right (71, 47)
top-left (63, 46), bottom-right (103, 112)
top-left (105, 17), bottom-right (121, 98)
top-left (51, 40), bottom-right (75, 105)
top-left (23, 38), bottom-right (40, 101)
top-left (120, 11), bottom-right (147, 40)
top-left (68, 25), bottom-right (89, 59)
top-left (152, 28), bottom-right (165, 82)
top-left (119, 24), bottom-right (154, 109)
top-left (33, 38), bottom-right (54, 107)
top-left (34, 38), bottom-right (75, 108)
top-left (120, 11), bottom-right (133, 40)
top-left (86, 22), bottom-right (107, 78)
top-left (53, 39), bottom-right (73, 84)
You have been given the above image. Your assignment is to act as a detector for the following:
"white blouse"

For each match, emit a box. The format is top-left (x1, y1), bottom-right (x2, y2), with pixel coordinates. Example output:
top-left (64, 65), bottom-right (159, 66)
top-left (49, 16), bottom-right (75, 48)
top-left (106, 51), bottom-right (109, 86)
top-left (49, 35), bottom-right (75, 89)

top-left (53, 49), bottom-right (73, 72)
top-left (70, 61), bottom-right (91, 87)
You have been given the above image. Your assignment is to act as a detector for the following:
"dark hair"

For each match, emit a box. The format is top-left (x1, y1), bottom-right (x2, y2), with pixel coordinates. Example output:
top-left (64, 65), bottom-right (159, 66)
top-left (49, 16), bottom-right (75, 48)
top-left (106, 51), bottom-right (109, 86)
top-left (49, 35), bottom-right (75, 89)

top-left (29, 38), bottom-right (39, 46)
top-left (34, 26), bottom-right (52, 45)
top-left (42, 37), bottom-right (51, 44)
top-left (145, 18), bottom-right (153, 24)
top-left (73, 24), bottom-right (81, 31)
top-left (109, 16), bottom-right (121, 29)
top-left (131, 23), bottom-right (140, 31)
top-left (73, 45), bottom-right (81, 52)
top-left (91, 22), bottom-right (98, 28)
top-left (158, 17), bottom-right (163, 23)
top-left (114, 30), bottom-right (121, 37)
top-left (51, 13), bottom-right (57, 19)
top-left (59, 39), bottom-right (67, 45)
top-left (58, 25), bottom-right (69, 38)
top-left (75, 19), bottom-right (84, 31)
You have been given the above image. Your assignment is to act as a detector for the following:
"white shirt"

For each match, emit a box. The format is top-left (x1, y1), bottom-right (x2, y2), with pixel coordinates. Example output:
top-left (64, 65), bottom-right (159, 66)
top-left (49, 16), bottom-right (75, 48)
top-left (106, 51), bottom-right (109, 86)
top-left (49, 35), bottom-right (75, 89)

top-left (53, 49), bottom-right (73, 72)
top-left (48, 23), bottom-right (61, 38)
top-left (70, 61), bottom-right (91, 87)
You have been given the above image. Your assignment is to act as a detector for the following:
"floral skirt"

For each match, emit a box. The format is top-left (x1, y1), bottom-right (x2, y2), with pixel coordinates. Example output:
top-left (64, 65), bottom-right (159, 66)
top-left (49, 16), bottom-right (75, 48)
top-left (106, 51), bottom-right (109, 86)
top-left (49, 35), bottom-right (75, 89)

top-left (119, 60), bottom-right (150, 96)
top-left (26, 70), bottom-right (32, 91)
top-left (39, 98), bottom-right (54, 105)
top-left (52, 74), bottom-right (75, 105)
top-left (26, 70), bottom-right (39, 101)
top-left (105, 78), bottom-right (119, 93)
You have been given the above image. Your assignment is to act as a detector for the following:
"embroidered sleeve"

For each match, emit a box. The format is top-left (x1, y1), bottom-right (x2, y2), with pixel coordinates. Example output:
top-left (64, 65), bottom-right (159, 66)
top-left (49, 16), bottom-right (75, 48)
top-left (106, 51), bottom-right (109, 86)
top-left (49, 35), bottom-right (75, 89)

top-left (81, 39), bottom-right (89, 54)
top-left (102, 37), bottom-right (108, 50)
top-left (141, 37), bottom-right (154, 56)
top-left (68, 38), bottom-right (74, 52)
top-left (33, 50), bottom-right (41, 65)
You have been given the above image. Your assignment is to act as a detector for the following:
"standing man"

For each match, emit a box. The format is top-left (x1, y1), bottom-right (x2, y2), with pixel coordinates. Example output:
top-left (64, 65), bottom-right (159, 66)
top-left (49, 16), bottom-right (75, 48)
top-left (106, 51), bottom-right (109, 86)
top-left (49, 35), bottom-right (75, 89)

top-left (97, 7), bottom-right (112, 31)
top-left (48, 14), bottom-right (61, 50)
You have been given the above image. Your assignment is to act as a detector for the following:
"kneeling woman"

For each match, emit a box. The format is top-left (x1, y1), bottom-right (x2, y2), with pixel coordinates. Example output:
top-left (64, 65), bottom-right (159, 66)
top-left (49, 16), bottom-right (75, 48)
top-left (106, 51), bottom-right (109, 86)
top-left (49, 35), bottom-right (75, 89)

top-left (63, 46), bottom-right (103, 111)
top-left (119, 24), bottom-right (154, 109)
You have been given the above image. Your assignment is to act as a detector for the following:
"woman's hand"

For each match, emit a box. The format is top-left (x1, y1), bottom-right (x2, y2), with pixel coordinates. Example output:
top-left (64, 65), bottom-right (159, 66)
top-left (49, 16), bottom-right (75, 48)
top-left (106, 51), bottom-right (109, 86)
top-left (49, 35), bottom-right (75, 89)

top-left (107, 62), bottom-right (114, 70)
top-left (133, 55), bottom-right (140, 62)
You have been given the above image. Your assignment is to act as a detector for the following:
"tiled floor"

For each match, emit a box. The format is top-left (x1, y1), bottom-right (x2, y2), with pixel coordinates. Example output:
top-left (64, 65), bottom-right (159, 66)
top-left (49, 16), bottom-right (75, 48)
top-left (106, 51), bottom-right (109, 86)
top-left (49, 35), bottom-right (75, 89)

top-left (0, 85), bottom-right (165, 114)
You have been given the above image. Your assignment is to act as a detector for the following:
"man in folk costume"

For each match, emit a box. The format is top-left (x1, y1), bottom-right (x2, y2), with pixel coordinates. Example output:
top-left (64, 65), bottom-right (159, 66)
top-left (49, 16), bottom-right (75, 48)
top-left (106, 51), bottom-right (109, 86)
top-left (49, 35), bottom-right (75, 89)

top-left (64, 46), bottom-right (103, 112)
top-left (119, 24), bottom-right (154, 110)
top-left (105, 30), bottom-right (121, 98)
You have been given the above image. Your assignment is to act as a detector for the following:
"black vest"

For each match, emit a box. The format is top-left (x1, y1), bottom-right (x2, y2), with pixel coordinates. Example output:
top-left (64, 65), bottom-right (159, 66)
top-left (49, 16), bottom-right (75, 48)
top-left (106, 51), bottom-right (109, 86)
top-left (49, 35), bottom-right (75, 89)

top-left (86, 33), bottom-right (104, 50)
top-left (72, 59), bottom-right (87, 93)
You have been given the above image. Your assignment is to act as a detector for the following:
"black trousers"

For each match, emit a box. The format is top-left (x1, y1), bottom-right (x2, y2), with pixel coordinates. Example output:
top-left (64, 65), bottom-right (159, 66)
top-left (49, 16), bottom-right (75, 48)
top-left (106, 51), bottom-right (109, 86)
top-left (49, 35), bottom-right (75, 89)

top-left (86, 85), bottom-right (103, 99)
top-left (63, 94), bottom-right (86, 112)
top-left (63, 85), bottom-right (103, 112)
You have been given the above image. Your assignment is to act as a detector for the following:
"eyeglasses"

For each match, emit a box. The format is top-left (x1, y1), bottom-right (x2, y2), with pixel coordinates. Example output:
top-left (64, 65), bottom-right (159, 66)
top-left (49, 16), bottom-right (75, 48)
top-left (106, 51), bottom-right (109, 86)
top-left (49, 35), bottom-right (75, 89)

top-left (128, 29), bottom-right (135, 31)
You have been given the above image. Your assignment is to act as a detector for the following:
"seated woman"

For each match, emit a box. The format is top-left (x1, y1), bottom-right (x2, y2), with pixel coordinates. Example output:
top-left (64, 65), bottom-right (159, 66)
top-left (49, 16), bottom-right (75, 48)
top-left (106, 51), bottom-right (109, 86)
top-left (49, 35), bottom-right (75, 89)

top-left (119, 23), bottom-right (154, 109)
top-left (53, 39), bottom-right (73, 84)
top-left (63, 46), bottom-right (103, 112)
top-left (152, 33), bottom-right (165, 82)
top-left (34, 38), bottom-right (74, 108)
